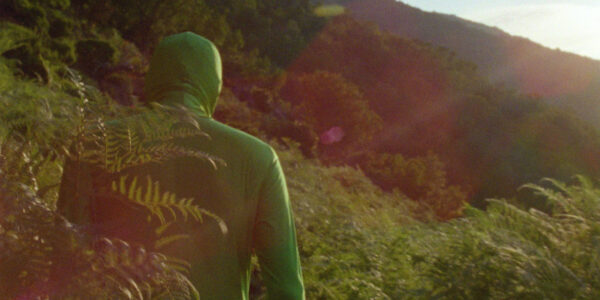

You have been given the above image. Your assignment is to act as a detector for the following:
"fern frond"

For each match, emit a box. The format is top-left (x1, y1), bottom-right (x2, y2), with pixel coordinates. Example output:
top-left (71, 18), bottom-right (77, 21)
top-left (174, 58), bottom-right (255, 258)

top-left (0, 22), bottom-right (34, 53)
top-left (155, 222), bottom-right (174, 236)
top-left (80, 111), bottom-right (223, 173)
top-left (0, 184), bottom-right (199, 299)
top-left (163, 255), bottom-right (193, 274)
top-left (156, 234), bottom-right (192, 250)
top-left (111, 175), bottom-right (228, 234)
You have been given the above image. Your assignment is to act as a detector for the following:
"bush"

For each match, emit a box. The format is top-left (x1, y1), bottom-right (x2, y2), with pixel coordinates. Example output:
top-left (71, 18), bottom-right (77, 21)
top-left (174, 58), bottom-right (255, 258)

top-left (400, 177), bottom-right (600, 299)
top-left (361, 152), bottom-right (467, 220)
top-left (273, 142), bottom-right (416, 299)
top-left (75, 39), bottom-right (117, 76)
top-left (281, 71), bottom-right (382, 163)
top-left (0, 57), bottom-right (203, 298)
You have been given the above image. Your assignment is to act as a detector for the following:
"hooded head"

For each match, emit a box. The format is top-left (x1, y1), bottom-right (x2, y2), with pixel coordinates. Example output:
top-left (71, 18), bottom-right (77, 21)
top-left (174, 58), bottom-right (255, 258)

top-left (144, 32), bottom-right (223, 117)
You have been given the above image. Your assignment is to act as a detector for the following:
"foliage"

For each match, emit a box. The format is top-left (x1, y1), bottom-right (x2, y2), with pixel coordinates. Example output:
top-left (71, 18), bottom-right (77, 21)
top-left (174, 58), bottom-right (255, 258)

top-left (213, 88), bottom-right (264, 137)
top-left (0, 54), bottom-right (209, 298)
top-left (288, 14), bottom-right (600, 205)
top-left (281, 71), bottom-right (382, 162)
top-left (204, 0), bottom-right (326, 67)
top-left (2, 1), bottom-right (150, 105)
top-left (361, 152), bottom-right (467, 220)
top-left (74, 39), bottom-right (118, 75)
top-left (214, 86), bottom-right (320, 157)
top-left (1, 1), bottom-right (77, 83)
top-left (291, 159), bottom-right (600, 299)
top-left (0, 184), bottom-right (199, 299)
top-left (4, 1), bottom-right (600, 299)
top-left (342, 0), bottom-right (600, 129)
top-left (286, 14), bottom-right (479, 196)
top-left (453, 88), bottom-right (600, 207)
top-left (273, 142), bottom-right (418, 299)
top-left (398, 177), bottom-right (600, 299)
top-left (0, 57), bottom-right (84, 205)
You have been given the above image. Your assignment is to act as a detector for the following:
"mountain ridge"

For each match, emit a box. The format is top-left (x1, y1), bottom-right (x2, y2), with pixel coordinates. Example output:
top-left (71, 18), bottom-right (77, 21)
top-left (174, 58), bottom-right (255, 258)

top-left (340, 0), bottom-right (600, 126)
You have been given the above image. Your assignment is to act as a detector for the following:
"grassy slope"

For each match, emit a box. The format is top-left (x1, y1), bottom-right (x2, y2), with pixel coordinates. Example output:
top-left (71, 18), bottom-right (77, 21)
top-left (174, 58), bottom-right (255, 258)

top-left (279, 139), bottom-right (600, 299)
top-left (284, 138), bottom-right (600, 299)
top-left (277, 144), bottom-right (416, 298)
top-left (216, 88), bottom-right (421, 298)
top-left (3, 13), bottom-right (600, 300)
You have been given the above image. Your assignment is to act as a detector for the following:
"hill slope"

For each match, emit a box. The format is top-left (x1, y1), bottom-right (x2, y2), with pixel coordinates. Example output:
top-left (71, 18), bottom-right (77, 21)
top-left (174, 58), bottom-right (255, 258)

top-left (287, 15), bottom-right (600, 206)
top-left (342, 0), bottom-right (600, 127)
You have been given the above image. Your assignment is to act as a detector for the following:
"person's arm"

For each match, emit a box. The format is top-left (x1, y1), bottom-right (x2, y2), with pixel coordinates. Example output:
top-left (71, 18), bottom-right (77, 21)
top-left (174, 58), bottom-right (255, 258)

top-left (253, 155), bottom-right (305, 300)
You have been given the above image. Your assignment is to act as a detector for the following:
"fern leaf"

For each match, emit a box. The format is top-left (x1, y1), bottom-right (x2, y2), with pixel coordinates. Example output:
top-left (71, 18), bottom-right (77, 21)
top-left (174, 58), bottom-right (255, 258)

top-left (154, 207), bottom-right (166, 225)
top-left (128, 176), bottom-right (138, 200)
top-left (163, 255), bottom-right (193, 274)
top-left (118, 175), bottom-right (128, 194)
top-left (155, 234), bottom-right (191, 250)
top-left (155, 222), bottom-right (173, 236)
top-left (144, 176), bottom-right (152, 204)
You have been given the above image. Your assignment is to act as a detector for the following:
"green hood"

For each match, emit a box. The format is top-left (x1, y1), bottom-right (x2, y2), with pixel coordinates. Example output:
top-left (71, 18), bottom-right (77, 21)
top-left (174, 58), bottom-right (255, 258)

top-left (144, 32), bottom-right (223, 117)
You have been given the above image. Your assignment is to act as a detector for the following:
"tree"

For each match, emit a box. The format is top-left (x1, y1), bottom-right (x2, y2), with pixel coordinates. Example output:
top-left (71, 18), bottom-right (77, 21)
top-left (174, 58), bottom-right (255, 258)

top-left (281, 71), bottom-right (382, 162)
top-left (361, 152), bottom-right (467, 220)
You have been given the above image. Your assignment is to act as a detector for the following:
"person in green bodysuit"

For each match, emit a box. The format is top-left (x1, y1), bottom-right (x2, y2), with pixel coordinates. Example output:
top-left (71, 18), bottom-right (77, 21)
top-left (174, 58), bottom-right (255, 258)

top-left (58, 32), bottom-right (304, 299)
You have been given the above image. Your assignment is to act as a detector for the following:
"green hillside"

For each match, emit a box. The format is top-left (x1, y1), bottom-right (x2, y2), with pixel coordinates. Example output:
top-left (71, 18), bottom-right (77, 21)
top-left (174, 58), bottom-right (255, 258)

top-left (342, 0), bottom-right (600, 128)
top-left (2, 0), bottom-right (600, 298)
top-left (286, 15), bottom-right (600, 207)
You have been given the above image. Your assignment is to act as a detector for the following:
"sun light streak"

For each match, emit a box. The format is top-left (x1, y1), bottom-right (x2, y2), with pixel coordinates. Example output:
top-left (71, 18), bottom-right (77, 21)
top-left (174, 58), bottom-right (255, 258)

top-left (400, 1), bottom-right (600, 60)
top-left (464, 3), bottom-right (600, 60)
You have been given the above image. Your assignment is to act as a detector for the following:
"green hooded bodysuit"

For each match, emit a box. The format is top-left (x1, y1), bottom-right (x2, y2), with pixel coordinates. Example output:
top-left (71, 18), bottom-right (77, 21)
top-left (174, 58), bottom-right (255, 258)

top-left (58, 32), bottom-right (304, 299)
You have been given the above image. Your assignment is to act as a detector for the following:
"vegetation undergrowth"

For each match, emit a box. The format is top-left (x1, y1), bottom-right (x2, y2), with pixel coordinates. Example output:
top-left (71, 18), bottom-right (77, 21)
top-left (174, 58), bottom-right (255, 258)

top-left (2, 1), bottom-right (600, 299)
top-left (0, 43), bottom-right (205, 298)
top-left (289, 161), bottom-right (600, 299)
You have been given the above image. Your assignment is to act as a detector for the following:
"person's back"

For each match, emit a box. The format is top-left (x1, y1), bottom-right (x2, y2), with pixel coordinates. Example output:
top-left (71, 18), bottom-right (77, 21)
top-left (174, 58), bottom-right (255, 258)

top-left (58, 32), bottom-right (304, 300)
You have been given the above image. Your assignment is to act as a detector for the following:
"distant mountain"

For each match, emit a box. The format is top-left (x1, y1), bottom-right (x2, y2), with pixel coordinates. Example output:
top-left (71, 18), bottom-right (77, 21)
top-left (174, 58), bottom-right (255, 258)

top-left (339, 0), bottom-right (600, 126)
top-left (287, 14), bottom-right (600, 205)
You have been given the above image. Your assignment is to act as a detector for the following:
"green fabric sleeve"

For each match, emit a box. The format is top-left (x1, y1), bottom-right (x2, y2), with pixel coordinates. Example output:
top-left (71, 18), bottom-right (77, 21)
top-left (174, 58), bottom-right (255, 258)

top-left (253, 156), bottom-right (305, 300)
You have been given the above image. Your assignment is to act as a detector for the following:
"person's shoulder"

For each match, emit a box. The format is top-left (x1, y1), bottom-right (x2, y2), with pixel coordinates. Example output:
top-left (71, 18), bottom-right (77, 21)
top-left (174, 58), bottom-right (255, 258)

top-left (206, 119), bottom-right (278, 163)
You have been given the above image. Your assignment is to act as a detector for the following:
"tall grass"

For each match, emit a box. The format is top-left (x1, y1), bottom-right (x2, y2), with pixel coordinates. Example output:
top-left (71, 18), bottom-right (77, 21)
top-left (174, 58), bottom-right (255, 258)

top-left (292, 171), bottom-right (600, 299)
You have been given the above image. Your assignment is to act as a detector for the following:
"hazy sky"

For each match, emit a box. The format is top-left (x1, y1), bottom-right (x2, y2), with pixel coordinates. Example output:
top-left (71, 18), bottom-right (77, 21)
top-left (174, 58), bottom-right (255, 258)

top-left (400, 0), bottom-right (600, 60)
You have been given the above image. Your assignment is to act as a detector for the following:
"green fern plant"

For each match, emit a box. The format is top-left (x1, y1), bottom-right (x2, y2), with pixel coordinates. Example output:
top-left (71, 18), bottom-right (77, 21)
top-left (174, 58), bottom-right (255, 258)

top-left (0, 183), bottom-right (199, 300)
top-left (67, 99), bottom-right (228, 242)
top-left (61, 65), bottom-right (229, 262)
top-left (399, 176), bottom-right (600, 299)
top-left (0, 40), bottom-right (219, 298)
top-left (110, 175), bottom-right (224, 230)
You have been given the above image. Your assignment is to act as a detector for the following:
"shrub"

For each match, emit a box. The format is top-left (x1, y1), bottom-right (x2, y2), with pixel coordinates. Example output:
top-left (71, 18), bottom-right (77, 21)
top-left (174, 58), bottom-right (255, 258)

top-left (281, 71), bottom-right (382, 163)
top-left (75, 39), bottom-right (117, 76)
top-left (0, 57), bottom-right (207, 299)
top-left (361, 152), bottom-right (467, 220)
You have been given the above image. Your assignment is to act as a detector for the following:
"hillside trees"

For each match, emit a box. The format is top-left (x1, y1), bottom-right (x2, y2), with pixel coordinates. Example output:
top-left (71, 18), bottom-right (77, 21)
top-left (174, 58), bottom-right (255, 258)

top-left (7, 0), bottom-right (600, 213)
top-left (0, 45), bottom-right (203, 297)
top-left (360, 152), bottom-right (466, 220)
top-left (286, 14), bottom-right (600, 207)
top-left (70, 0), bottom-right (236, 54)
top-left (281, 71), bottom-right (382, 162)
top-left (5, 1), bottom-right (600, 298)
top-left (453, 88), bottom-right (600, 207)
top-left (1, 0), bottom-right (77, 84)
top-left (203, 0), bottom-right (325, 67)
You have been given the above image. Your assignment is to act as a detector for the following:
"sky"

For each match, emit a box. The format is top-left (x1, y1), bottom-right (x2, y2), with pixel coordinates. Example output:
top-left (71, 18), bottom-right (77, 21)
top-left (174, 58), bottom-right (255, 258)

top-left (400, 0), bottom-right (600, 60)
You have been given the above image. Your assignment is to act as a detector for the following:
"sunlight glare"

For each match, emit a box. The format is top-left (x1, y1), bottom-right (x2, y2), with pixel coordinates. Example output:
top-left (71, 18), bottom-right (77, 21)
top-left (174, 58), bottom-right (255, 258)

top-left (465, 3), bottom-right (600, 60)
